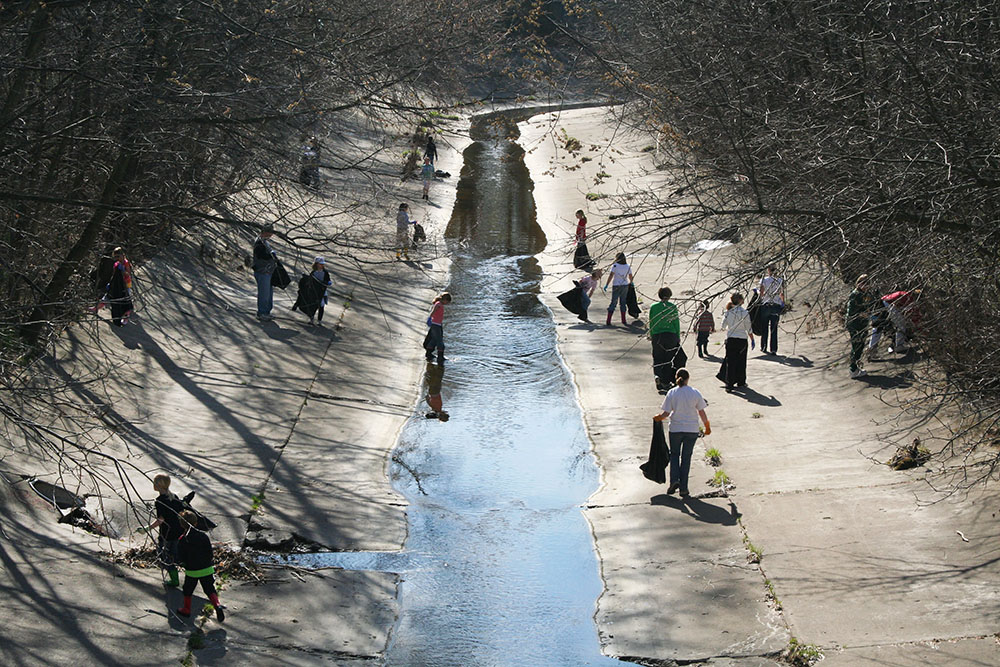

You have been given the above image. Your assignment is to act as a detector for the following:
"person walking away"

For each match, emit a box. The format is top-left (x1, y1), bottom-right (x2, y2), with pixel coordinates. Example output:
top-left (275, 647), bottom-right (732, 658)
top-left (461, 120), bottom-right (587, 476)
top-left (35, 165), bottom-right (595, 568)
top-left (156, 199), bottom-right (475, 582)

top-left (649, 287), bottom-right (683, 392)
top-left (396, 203), bottom-right (416, 260)
top-left (574, 209), bottom-right (587, 244)
top-left (420, 157), bottom-right (435, 201)
top-left (252, 225), bottom-right (278, 320)
top-left (846, 274), bottom-right (876, 377)
top-left (291, 257), bottom-right (332, 326)
top-left (424, 135), bottom-right (438, 164)
top-left (577, 268), bottom-right (602, 323)
top-left (423, 292), bottom-right (452, 364)
top-left (654, 368), bottom-right (711, 497)
top-left (106, 246), bottom-right (134, 326)
top-left (758, 265), bottom-right (785, 354)
top-left (175, 511), bottom-right (225, 622)
top-left (719, 293), bottom-right (754, 392)
top-left (692, 299), bottom-right (716, 358)
top-left (139, 474), bottom-right (185, 588)
top-left (604, 252), bottom-right (633, 326)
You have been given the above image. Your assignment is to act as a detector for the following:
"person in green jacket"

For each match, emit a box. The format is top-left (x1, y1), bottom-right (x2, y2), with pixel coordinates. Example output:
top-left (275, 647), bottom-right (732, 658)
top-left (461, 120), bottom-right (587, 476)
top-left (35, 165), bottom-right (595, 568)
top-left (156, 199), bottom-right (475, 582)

top-left (846, 274), bottom-right (875, 378)
top-left (649, 286), bottom-right (685, 392)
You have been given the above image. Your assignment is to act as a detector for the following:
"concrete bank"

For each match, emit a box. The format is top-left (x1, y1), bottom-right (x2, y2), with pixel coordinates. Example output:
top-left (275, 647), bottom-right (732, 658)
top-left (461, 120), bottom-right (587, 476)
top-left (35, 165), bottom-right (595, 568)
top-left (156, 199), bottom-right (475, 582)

top-left (520, 107), bottom-right (1000, 666)
top-left (0, 121), bottom-right (462, 665)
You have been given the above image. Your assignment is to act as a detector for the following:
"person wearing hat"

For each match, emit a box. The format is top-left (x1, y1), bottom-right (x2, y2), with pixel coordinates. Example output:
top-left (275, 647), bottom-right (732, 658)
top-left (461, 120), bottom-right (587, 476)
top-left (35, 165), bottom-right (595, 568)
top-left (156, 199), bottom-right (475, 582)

top-left (252, 225), bottom-right (278, 320)
top-left (292, 257), bottom-right (333, 326)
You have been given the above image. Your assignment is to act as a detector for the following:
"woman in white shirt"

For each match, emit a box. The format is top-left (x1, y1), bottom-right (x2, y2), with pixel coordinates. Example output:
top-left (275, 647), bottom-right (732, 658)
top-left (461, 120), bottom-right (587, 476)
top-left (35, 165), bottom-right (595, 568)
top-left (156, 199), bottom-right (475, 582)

top-left (654, 368), bottom-right (711, 497)
top-left (719, 292), bottom-right (754, 393)
top-left (603, 252), bottom-right (633, 326)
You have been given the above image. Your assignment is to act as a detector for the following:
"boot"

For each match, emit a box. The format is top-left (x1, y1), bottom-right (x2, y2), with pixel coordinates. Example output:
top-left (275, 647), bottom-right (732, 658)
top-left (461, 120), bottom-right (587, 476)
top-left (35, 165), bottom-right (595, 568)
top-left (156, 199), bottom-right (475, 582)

top-left (436, 350), bottom-right (445, 364)
top-left (209, 594), bottom-right (225, 622)
top-left (606, 311), bottom-right (612, 326)
top-left (177, 596), bottom-right (193, 617)
top-left (620, 311), bottom-right (627, 325)
top-left (425, 349), bottom-right (434, 362)
top-left (165, 569), bottom-right (179, 588)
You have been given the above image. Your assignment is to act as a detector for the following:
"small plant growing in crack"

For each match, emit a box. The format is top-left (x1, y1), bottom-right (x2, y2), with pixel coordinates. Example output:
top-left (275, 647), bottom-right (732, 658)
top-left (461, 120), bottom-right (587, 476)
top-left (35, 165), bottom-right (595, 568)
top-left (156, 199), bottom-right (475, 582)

top-left (764, 578), bottom-right (782, 611)
top-left (751, 411), bottom-right (762, 419)
top-left (704, 447), bottom-right (722, 466)
top-left (743, 537), bottom-right (763, 564)
top-left (250, 492), bottom-right (265, 514)
top-left (783, 637), bottom-right (822, 666)
top-left (709, 469), bottom-right (731, 488)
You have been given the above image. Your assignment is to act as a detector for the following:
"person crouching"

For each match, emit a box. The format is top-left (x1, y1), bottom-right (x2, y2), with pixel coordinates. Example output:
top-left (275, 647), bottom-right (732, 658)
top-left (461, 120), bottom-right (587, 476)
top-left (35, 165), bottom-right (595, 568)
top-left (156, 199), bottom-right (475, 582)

top-left (176, 510), bottom-right (225, 622)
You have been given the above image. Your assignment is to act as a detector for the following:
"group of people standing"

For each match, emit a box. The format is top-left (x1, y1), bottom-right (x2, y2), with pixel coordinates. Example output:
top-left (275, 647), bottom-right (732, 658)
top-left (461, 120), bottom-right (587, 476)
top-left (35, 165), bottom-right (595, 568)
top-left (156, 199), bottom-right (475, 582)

top-left (845, 276), bottom-right (921, 378)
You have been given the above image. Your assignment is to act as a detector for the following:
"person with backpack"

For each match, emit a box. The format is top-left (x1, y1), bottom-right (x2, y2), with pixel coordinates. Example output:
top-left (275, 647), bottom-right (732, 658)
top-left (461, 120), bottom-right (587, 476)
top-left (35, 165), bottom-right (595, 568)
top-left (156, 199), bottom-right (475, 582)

top-left (140, 474), bottom-right (185, 588)
top-left (176, 510), bottom-right (225, 622)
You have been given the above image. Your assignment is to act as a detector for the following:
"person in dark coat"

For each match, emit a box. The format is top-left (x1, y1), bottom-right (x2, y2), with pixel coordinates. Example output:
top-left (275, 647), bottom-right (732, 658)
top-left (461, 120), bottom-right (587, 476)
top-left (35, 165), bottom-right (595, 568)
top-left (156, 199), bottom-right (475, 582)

top-left (106, 246), bottom-right (134, 326)
top-left (648, 287), bottom-right (685, 392)
top-left (846, 273), bottom-right (876, 378)
top-left (253, 225), bottom-right (278, 321)
top-left (175, 510), bottom-right (224, 622)
top-left (140, 474), bottom-right (185, 588)
top-left (424, 135), bottom-right (438, 164)
top-left (291, 257), bottom-right (332, 326)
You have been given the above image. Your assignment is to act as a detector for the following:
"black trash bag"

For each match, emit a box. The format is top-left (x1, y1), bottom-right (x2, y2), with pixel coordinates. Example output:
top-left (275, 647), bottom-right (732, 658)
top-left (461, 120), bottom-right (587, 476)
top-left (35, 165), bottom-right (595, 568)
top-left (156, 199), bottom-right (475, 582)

top-left (413, 223), bottom-right (427, 243)
top-left (291, 271), bottom-right (329, 318)
top-left (640, 419), bottom-right (669, 484)
top-left (626, 283), bottom-right (642, 319)
top-left (574, 243), bottom-right (595, 271)
top-left (271, 260), bottom-right (291, 289)
top-left (557, 283), bottom-right (585, 318)
top-left (180, 491), bottom-right (217, 532)
top-left (747, 290), bottom-right (766, 336)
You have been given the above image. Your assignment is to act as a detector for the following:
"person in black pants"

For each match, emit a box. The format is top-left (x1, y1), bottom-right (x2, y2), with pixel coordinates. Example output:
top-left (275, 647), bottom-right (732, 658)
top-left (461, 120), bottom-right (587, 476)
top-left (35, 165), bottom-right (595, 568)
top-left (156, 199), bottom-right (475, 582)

top-left (718, 293), bottom-right (755, 393)
top-left (140, 474), bottom-right (185, 588)
top-left (176, 511), bottom-right (225, 622)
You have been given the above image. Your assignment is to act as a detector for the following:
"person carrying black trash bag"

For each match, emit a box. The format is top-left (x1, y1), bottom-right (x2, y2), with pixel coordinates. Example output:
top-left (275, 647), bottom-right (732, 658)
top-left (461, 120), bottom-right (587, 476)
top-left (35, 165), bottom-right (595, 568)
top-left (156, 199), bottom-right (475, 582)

top-left (175, 510), bottom-right (225, 622)
top-left (654, 368), bottom-right (711, 497)
top-left (139, 474), bottom-right (185, 588)
top-left (648, 286), bottom-right (685, 392)
top-left (291, 257), bottom-right (332, 326)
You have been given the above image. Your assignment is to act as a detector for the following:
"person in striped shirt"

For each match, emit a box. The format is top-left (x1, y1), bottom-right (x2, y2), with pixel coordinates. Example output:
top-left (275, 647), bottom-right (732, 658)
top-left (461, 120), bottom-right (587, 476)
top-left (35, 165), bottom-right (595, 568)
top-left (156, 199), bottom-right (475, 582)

top-left (692, 299), bottom-right (716, 358)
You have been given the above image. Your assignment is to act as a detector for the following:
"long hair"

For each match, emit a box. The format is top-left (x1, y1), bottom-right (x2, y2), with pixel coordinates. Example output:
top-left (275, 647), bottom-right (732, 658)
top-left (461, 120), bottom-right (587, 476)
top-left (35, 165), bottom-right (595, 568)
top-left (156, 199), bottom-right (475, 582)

top-left (614, 252), bottom-right (626, 265)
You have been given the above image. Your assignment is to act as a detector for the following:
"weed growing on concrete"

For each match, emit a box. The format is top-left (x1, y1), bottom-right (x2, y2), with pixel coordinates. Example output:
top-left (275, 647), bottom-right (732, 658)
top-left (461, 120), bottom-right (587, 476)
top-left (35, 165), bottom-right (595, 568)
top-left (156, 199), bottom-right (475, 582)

top-left (585, 192), bottom-right (608, 201)
top-left (751, 412), bottom-right (762, 419)
top-left (705, 447), bottom-right (722, 466)
top-left (743, 534), bottom-right (763, 563)
top-left (782, 637), bottom-right (822, 666)
top-left (250, 492), bottom-right (265, 514)
top-left (764, 578), bottom-right (782, 611)
top-left (709, 469), bottom-right (731, 487)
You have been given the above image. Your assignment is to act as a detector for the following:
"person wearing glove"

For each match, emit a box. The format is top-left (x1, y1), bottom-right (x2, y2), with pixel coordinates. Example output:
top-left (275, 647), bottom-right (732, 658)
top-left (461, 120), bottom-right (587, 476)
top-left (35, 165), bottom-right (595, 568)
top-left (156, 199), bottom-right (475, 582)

top-left (105, 246), bottom-right (134, 326)
top-left (653, 368), bottom-right (710, 497)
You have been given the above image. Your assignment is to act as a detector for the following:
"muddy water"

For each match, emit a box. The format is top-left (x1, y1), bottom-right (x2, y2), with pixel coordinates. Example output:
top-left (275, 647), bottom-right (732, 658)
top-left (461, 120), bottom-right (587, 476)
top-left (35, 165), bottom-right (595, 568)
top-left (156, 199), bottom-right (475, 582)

top-left (382, 115), bottom-right (629, 666)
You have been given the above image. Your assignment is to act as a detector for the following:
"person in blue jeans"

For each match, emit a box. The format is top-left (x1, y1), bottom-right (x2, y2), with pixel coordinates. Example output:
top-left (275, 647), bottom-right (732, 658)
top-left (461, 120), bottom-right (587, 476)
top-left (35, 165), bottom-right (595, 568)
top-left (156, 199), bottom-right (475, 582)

top-left (603, 252), bottom-right (633, 326)
top-left (758, 265), bottom-right (785, 354)
top-left (653, 368), bottom-right (711, 498)
top-left (252, 225), bottom-right (278, 320)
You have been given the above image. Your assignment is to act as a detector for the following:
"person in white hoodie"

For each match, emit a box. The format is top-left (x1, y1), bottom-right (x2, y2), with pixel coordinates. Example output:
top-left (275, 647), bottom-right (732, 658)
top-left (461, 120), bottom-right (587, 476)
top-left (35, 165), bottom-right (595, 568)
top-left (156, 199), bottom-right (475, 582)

top-left (718, 292), bottom-right (755, 393)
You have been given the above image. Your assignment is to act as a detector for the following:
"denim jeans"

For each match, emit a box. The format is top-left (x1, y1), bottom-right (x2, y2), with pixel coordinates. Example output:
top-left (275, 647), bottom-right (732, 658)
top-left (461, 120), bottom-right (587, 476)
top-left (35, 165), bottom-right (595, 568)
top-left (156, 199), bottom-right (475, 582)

top-left (607, 284), bottom-right (628, 313)
top-left (254, 271), bottom-right (273, 316)
top-left (760, 303), bottom-right (782, 352)
top-left (669, 431), bottom-right (699, 493)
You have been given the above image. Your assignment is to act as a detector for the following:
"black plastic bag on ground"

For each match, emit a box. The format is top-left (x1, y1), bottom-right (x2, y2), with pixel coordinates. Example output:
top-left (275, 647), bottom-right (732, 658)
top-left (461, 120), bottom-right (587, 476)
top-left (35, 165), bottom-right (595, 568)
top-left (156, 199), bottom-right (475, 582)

top-left (574, 243), bottom-right (595, 271)
top-left (626, 283), bottom-right (641, 319)
top-left (640, 419), bottom-right (669, 483)
top-left (557, 284), bottom-right (585, 317)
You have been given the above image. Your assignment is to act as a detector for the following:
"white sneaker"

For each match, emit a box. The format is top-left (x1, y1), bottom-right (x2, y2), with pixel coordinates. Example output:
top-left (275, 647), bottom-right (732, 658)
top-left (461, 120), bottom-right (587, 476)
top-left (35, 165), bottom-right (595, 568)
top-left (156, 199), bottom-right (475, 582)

top-left (850, 369), bottom-right (867, 378)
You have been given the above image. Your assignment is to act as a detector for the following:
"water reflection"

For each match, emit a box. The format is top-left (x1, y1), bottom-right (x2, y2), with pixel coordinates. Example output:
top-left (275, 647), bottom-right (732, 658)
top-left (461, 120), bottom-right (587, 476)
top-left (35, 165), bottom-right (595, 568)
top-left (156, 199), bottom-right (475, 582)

top-left (423, 361), bottom-right (449, 422)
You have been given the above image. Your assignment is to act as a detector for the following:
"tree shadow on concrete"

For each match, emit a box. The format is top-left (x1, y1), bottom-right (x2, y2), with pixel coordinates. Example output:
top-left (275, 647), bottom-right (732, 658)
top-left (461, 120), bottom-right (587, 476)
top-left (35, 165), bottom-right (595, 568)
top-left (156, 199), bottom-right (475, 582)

top-left (650, 494), bottom-right (738, 526)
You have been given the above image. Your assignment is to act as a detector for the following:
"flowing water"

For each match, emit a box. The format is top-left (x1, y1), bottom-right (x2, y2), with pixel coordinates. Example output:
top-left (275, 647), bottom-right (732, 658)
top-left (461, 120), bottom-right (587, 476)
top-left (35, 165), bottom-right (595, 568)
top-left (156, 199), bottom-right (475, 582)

top-left (382, 114), bottom-right (629, 666)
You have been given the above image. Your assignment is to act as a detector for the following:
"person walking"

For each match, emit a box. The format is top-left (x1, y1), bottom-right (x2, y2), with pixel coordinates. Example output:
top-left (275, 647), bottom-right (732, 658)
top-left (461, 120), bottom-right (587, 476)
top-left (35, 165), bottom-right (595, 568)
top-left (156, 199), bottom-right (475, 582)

top-left (106, 246), bottom-right (134, 326)
top-left (692, 299), bottom-right (716, 358)
top-left (252, 225), bottom-right (278, 320)
top-left (140, 474), bottom-right (185, 588)
top-left (603, 252), bottom-right (633, 326)
top-left (648, 286), bottom-right (683, 392)
top-left (420, 157), bottom-right (435, 200)
top-left (574, 209), bottom-right (587, 244)
top-left (653, 368), bottom-right (711, 497)
top-left (175, 510), bottom-right (225, 622)
top-left (846, 274), bottom-right (875, 378)
top-left (423, 292), bottom-right (452, 364)
top-left (758, 265), bottom-right (785, 354)
top-left (424, 135), bottom-right (438, 164)
top-left (718, 293), bottom-right (754, 393)
top-left (396, 203), bottom-right (416, 260)
top-left (577, 268), bottom-right (602, 323)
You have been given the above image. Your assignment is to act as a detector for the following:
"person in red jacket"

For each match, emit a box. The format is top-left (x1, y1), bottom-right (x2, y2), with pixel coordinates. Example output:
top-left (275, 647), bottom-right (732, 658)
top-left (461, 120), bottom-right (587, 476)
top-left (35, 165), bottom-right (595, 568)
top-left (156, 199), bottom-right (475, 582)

top-left (874, 289), bottom-right (921, 353)
top-left (175, 511), bottom-right (225, 622)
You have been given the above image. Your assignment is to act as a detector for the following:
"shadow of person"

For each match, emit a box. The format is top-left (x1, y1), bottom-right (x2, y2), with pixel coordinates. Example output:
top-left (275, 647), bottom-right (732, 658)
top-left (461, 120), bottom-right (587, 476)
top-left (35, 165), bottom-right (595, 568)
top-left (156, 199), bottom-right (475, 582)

top-left (860, 371), bottom-right (914, 389)
top-left (193, 627), bottom-right (230, 664)
top-left (650, 494), bottom-right (738, 526)
top-left (733, 386), bottom-right (782, 406)
top-left (108, 318), bottom-right (142, 350)
top-left (257, 319), bottom-right (300, 342)
top-left (567, 322), bottom-right (599, 331)
top-left (756, 353), bottom-right (814, 368)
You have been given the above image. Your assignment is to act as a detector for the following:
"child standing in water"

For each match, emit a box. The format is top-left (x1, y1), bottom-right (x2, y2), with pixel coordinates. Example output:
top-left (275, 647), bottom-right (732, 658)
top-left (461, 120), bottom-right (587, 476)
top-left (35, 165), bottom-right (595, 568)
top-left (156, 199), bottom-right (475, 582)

top-left (423, 292), bottom-right (452, 364)
top-left (176, 510), bottom-right (225, 622)
top-left (692, 300), bottom-right (716, 358)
